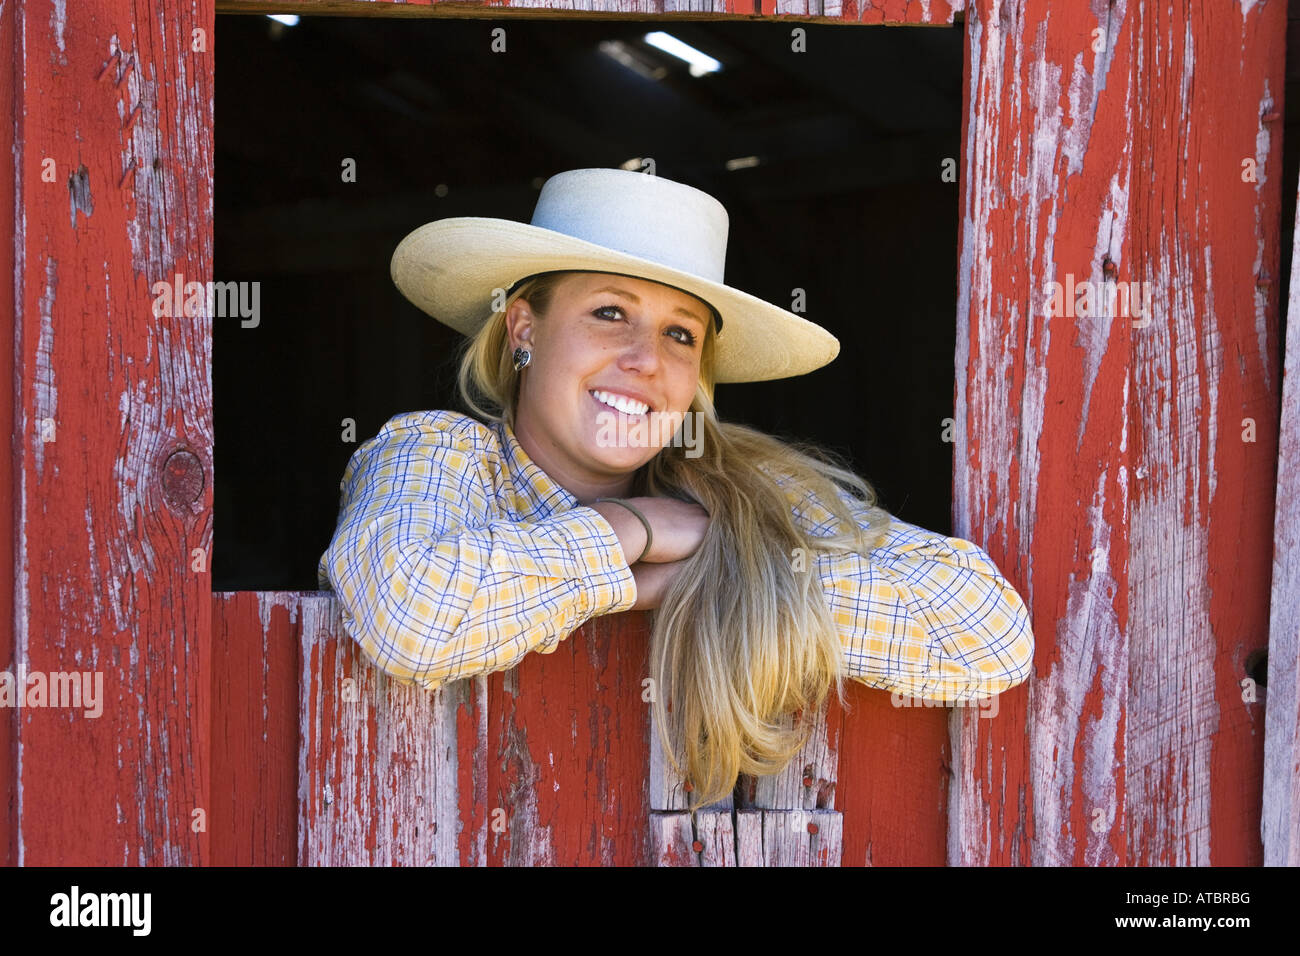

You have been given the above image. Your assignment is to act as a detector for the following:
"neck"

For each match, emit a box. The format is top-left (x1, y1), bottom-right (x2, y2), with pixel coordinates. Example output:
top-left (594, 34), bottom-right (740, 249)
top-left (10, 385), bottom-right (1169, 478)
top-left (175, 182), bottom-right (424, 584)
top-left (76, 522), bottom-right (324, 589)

top-left (509, 413), bottom-right (636, 504)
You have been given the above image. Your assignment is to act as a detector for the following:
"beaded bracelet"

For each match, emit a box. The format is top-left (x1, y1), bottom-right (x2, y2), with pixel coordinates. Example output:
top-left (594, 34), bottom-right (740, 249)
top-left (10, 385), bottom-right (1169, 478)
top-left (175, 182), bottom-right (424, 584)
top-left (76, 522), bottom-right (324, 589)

top-left (593, 497), bottom-right (653, 563)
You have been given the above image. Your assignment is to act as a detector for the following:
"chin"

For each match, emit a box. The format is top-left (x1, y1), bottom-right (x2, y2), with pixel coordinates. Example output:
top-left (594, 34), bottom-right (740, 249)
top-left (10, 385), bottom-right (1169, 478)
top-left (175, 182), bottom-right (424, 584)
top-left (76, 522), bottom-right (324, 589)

top-left (584, 410), bottom-right (660, 469)
top-left (587, 442), bottom-right (655, 473)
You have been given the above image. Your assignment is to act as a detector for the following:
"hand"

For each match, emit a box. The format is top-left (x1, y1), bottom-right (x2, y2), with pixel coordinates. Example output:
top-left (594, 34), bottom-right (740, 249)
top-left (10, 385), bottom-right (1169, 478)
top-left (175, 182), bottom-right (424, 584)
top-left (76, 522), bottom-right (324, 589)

top-left (630, 558), bottom-right (691, 611)
top-left (627, 496), bottom-right (710, 563)
top-left (590, 495), bottom-right (709, 565)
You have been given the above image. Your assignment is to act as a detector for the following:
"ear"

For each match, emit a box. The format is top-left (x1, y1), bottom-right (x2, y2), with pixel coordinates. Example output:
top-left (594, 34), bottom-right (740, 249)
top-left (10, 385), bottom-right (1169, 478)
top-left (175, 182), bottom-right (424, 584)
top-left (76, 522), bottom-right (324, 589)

top-left (505, 296), bottom-right (538, 351)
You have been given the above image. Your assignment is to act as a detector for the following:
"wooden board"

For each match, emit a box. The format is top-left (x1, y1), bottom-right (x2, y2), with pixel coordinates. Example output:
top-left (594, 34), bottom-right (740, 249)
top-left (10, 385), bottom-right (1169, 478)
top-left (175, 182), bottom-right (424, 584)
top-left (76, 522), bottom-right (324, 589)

top-left (212, 592), bottom-right (299, 865)
top-left (297, 599), bottom-right (661, 865)
top-left (1263, 172), bottom-right (1300, 867)
top-left (288, 593), bottom-right (950, 865)
top-left (215, 0), bottom-right (964, 26)
top-left (0, 0), bottom-right (18, 869)
top-left (951, 0), bottom-right (1284, 865)
top-left (6, 0), bottom-right (214, 865)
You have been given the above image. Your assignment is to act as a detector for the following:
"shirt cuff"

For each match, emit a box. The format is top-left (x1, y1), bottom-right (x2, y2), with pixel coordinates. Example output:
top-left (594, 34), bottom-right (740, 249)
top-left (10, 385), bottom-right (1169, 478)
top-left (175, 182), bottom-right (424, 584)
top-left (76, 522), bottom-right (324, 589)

top-left (552, 505), bottom-right (639, 617)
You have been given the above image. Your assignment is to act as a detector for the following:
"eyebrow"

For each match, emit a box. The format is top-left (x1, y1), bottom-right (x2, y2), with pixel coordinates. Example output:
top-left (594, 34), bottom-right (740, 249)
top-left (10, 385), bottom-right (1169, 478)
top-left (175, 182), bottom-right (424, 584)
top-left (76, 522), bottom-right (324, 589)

top-left (590, 285), bottom-right (708, 329)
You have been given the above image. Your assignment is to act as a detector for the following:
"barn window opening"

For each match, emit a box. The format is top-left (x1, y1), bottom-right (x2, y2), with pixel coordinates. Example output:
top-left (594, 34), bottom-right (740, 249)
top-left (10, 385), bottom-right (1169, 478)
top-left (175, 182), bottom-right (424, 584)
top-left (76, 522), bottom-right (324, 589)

top-left (212, 14), bottom-right (964, 591)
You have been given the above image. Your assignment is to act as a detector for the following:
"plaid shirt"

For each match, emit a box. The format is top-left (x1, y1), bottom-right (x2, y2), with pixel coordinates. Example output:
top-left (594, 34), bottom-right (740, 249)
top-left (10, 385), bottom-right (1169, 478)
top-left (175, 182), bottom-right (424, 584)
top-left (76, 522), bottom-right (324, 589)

top-left (318, 410), bottom-right (1034, 702)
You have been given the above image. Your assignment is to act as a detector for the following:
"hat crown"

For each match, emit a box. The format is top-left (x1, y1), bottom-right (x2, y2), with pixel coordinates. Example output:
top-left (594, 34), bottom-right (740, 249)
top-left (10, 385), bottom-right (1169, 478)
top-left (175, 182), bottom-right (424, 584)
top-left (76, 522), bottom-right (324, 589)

top-left (529, 168), bottom-right (729, 283)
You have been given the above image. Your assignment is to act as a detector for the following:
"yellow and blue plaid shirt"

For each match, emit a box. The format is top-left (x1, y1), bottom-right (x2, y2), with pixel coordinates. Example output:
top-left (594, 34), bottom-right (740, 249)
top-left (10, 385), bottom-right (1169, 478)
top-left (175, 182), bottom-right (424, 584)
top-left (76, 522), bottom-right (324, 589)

top-left (318, 410), bottom-right (1034, 702)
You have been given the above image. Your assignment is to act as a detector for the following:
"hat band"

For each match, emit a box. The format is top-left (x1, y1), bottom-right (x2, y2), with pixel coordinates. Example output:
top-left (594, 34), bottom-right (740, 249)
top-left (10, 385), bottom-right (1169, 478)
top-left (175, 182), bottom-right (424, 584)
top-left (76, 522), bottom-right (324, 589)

top-left (503, 269), bottom-right (724, 336)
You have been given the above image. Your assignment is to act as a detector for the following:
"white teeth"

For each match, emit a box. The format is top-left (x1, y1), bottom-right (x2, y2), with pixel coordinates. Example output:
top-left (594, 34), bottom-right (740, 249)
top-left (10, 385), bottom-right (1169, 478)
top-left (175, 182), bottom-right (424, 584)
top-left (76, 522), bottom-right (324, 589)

top-left (593, 390), bottom-right (648, 416)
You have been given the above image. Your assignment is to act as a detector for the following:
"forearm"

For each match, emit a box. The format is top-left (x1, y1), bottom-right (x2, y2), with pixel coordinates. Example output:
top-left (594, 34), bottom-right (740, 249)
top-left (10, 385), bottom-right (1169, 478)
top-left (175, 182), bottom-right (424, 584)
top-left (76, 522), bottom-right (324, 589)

top-left (628, 558), bottom-right (688, 611)
top-left (326, 508), bottom-right (637, 687)
top-left (587, 500), bottom-right (649, 566)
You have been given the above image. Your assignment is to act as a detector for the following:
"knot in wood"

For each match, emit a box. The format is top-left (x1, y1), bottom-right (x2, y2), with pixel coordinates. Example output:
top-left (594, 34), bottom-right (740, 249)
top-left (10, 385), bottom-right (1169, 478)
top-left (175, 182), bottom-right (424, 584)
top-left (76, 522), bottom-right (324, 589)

top-left (160, 448), bottom-right (205, 508)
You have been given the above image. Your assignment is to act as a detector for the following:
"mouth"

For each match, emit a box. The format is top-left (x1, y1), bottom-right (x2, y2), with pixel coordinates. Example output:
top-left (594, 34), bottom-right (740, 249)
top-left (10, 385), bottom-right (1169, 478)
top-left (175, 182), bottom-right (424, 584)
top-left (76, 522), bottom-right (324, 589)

top-left (589, 389), bottom-right (652, 418)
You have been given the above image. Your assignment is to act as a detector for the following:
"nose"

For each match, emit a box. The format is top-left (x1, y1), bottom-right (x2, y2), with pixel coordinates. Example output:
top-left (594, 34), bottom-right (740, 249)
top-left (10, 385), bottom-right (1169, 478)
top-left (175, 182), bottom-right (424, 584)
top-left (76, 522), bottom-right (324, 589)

top-left (615, 323), bottom-right (662, 375)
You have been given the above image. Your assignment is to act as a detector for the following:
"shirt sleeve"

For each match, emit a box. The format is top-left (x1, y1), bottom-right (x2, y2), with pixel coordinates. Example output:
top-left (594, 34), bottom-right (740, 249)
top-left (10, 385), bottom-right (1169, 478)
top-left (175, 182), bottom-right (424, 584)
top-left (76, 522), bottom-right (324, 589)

top-left (317, 411), bottom-right (638, 690)
top-left (816, 517), bottom-right (1035, 701)
top-left (780, 473), bottom-right (1035, 702)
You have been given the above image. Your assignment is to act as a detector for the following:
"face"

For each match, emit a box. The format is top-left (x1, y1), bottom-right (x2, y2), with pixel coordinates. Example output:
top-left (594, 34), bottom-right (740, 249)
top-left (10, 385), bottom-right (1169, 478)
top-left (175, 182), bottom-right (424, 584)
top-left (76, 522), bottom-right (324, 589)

top-left (506, 271), bottom-right (709, 489)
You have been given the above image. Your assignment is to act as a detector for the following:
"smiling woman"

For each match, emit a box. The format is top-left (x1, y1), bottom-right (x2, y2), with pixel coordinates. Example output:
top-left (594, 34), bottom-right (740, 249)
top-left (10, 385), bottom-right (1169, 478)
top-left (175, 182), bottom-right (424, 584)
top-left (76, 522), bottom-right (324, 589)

top-left (317, 167), bottom-right (1035, 811)
top-left (503, 273), bottom-right (708, 493)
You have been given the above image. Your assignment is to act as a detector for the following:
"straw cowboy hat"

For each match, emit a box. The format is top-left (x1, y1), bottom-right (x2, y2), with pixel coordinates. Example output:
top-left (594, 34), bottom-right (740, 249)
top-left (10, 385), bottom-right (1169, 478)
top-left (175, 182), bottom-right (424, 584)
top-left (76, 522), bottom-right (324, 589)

top-left (389, 167), bottom-right (841, 384)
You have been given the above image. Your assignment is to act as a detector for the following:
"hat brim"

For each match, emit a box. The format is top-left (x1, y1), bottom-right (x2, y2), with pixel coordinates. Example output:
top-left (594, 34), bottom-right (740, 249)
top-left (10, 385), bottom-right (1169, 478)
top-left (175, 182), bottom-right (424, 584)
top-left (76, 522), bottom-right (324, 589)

top-left (390, 217), bottom-right (840, 384)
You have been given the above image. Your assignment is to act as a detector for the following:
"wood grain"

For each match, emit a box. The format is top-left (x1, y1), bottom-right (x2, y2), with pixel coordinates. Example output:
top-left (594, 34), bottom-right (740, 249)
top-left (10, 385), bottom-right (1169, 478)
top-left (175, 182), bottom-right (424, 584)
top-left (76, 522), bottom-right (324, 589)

top-left (9, 0), bottom-right (214, 865)
top-left (215, 0), bottom-right (964, 25)
top-left (0, 0), bottom-right (19, 870)
top-left (1263, 175), bottom-right (1300, 867)
top-left (212, 592), bottom-right (298, 865)
top-left (951, 0), bottom-right (1283, 866)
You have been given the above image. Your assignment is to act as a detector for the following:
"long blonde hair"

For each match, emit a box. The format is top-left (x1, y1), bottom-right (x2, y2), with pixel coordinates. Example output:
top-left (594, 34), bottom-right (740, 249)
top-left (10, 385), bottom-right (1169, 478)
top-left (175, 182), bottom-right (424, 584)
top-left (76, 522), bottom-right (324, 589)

top-left (457, 272), bottom-right (891, 811)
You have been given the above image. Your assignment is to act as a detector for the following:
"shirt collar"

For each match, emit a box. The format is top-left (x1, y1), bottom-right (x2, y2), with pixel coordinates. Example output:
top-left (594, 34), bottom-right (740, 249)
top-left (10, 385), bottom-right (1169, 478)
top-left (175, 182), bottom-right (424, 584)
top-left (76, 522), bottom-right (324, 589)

top-left (490, 416), bottom-right (580, 519)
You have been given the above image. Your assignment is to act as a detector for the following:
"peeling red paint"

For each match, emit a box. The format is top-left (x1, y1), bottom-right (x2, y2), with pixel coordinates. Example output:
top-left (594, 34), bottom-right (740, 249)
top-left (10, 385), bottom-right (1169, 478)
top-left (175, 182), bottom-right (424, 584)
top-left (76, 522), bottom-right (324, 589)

top-left (952, 0), bottom-right (1282, 865)
top-left (6, 0), bottom-right (1282, 869)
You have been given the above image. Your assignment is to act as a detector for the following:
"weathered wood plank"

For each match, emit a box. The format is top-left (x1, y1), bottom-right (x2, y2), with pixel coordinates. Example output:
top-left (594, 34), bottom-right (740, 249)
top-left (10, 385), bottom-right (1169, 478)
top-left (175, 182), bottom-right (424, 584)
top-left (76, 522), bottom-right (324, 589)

top-left (216, 0), bottom-right (962, 25)
top-left (299, 597), bottom-right (863, 866)
top-left (952, 0), bottom-right (1283, 865)
top-left (648, 809), bottom-right (738, 865)
top-left (298, 594), bottom-right (473, 865)
top-left (648, 681), bottom-right (734, 813)
top-left (0, 0), bottom-right (19, 869)
top-left (211, 592), bottom-right (299, 865)
top-left (734, 808), bottom-right (841, 865)
top-left (1109, 0), bottom-right (1280, 869)
top-left (836, 685), bottom-right (950, 866)
top-left (483, 611), bottom-right (653, 865)
top-left (1263, 175), bottom-right (1300, 867)
top-left (649, 811), bottom-right (700, 865)
top-left (742, 697), bottom-right (837, 811)
top-left (11, 1), bottom-right (214, 864)
top-left (300, 596), bottom-right (654, 864)
top-left (953, 0), bottom-right (1122, 868)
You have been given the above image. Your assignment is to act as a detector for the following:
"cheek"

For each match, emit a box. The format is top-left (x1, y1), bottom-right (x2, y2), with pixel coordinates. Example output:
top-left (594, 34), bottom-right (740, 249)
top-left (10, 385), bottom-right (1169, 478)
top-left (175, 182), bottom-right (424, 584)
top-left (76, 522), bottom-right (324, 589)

top-left (671, 360), bottom-right (702, 407)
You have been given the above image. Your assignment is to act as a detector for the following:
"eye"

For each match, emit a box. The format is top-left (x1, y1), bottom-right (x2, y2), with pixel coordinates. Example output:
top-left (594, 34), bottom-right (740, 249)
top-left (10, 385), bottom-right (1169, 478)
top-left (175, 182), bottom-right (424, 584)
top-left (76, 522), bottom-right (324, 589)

top-left (593, 304), bottom-right (697, 347)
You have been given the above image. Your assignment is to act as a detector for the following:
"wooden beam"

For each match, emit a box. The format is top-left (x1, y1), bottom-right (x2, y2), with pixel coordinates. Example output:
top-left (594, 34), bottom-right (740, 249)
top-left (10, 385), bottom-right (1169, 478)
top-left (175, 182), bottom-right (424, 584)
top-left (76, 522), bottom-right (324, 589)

top-left (212, 592), bottom-right (299, 865)
top-left (1263, 176), bottom-right (1300, 867)
top-left (9, 0), bottom-right (214, 865)
top-left (215, 0), bottom-right (965, 26)
top-left (0, 0), bottom-right (20, 870)
top-left (951, 0), bottom-right (1283, 866)
top-left (298, 596), bottom-right (658, 864)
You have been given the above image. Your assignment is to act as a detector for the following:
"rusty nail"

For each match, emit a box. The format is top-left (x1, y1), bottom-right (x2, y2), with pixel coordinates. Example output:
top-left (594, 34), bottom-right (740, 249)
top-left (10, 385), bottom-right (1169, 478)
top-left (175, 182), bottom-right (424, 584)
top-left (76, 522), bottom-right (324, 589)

top-left (1262, 111), bottom-right (1281, 123)
top-left (117, 55), bottom-right (135, 89)
top-left (682, 780), bottom-right (693, 793)
top-left (802, 775), bottom-right (814, 787)
top-left (123, 104), bottom-right (142, 134)
top-left (97, 49), bottom-right (121, 81)
top-left (692, 840), bottom-right (703, 852)
top-left (118, 164), bottom-right (137, 190)
top-left (807, 822), bottom-right (819, 835)
top-left (1102, 256), bottom-right (1117, 279)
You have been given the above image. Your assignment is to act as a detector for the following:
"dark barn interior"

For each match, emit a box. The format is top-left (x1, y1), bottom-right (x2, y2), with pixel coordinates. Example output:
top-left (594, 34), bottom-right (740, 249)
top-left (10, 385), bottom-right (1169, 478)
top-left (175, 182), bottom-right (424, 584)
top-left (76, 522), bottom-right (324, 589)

top-left (213, 14), bottom-right (965, 591)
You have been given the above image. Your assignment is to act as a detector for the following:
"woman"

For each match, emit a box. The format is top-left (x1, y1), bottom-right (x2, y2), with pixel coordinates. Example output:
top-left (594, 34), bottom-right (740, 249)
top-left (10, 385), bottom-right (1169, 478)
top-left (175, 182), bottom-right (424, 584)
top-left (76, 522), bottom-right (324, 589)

top-left (319, 168), bottom-right (1034, 812)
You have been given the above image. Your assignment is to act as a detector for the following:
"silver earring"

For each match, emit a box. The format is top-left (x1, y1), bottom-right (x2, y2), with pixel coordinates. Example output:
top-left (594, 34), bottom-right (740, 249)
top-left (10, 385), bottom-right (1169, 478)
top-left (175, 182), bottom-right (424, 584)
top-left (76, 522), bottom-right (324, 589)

top-left (512, 346), bottom-right (532, 371)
